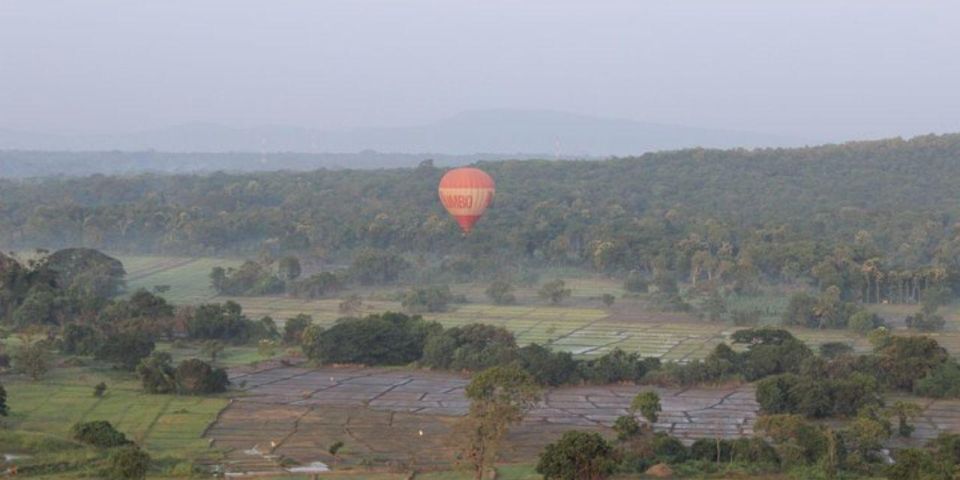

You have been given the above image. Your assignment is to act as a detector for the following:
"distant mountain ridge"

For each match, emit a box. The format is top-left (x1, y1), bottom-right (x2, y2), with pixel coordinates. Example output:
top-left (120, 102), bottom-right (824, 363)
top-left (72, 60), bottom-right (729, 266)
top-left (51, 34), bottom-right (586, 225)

top-left (0, 151), bottom-right (523, 179)
top-left (0, 110), bottom-right (807, 155)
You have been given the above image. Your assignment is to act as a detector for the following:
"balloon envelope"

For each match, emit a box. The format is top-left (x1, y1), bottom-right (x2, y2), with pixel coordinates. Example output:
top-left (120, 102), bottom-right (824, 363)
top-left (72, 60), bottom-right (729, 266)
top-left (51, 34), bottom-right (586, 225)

top-left (438, 167), bottom-right (495, 233)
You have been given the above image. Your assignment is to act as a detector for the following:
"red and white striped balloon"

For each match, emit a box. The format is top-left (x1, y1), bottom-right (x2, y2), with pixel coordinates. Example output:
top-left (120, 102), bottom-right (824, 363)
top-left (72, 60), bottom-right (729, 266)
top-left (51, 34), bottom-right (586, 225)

top-left (438, 167), bottom-right (495, 234)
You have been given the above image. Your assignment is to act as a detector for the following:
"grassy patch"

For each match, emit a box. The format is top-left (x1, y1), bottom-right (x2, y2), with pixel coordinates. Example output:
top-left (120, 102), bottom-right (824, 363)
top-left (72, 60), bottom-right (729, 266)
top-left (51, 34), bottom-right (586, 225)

top-left (3, 367), bottom-right (227, 461)
top-left (118, 255), bottom-right (242, 304)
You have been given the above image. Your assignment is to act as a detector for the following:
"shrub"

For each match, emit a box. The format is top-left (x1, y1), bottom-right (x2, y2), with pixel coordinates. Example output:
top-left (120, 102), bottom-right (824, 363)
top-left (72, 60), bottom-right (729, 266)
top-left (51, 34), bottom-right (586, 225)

top-left (106, 445), bottom-right (150, 480)
top-left (650, 432), bottom-right (688, 463)
top-left (536, 431), bottom-right (617, 480)
top-left (690, 438), bottom-right (732, 463)
top-left (282, 314), bottom-right (312, 345)
top-left (186, 301), bottom-right (259, 343)
top-left (349, 249), bottom-right (409, 285)
top-left (731, 328), bottom-right (797, 346)
top-left (886, 448), bottom-right (949, 480)
top-left (736, 332), bottom-right (813, 381)
top-left (538, 280), bottom-right (572, 304)
top-left (71, 420), bottom-right (130, 448)
top-left (613, 415), bottom-right (641, 441)
top-left (485, 280), bottom-right (516, 305)
top-left (337, 294), bottom-right (363, 315)
top-left (601, 293), bottom-right (616, 307)
top-left (623, 271), bottom-right (648, 293)
top-left (61, 324), bottom-right (100, 355)
top-left (914, 361), bottom-right (960, 398)
top-left (13, 341), bottom-right (49, 380)
top-left (421, 323), bottom-right (517, 371)
top-left (631, 391), bottom-right (662, 424)
top-left (516, 343), bottom-right (578, 386)
top-left (136, 352), bottom-right (176, 394)
top-left (175, 359), bottom-right (229, 394)
top-left (290, 271), bottom-right (344, 298)
top-left (906, 311), bottom-right (946, 332)
top-left (302, 312), bottom-right (438, 365)
top-left (95, 334), bottom-right (155, 371)
top-left (818, 341), bottom-right (853, 359)
top-left (782, 293), bottom-right (818, 328)
top-left (729, 437), bottom-right (780, 465)
top-left (401, 285), bottom-right (455, 313)
top-left (753, 414), bottom-right (828, 465)
top-left (848, 310), bottom-right (883, 334)
top-left (929, 432), bottom-right (960, 465)
top-left (577, 349), bottom-right (654, 384)
top-left (756, 374), bottom-right (800, 415)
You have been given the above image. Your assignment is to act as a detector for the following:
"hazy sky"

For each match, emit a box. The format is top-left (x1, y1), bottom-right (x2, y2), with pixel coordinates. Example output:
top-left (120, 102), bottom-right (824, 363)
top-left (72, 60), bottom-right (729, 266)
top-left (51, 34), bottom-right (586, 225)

top-left (1, 0), bottom-right (958, 141)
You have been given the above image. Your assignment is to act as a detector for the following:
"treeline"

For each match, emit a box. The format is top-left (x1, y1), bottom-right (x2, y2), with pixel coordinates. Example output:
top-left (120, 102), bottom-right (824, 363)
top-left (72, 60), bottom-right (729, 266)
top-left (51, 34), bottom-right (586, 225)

top-left (5, 135), bottom-right (960, 301)
top-left (535, 417), bottom-right (960, 479)
top-left (209, 250), bottom-right (405, 298)
top-left (299, 312), bottom-right (659, 386)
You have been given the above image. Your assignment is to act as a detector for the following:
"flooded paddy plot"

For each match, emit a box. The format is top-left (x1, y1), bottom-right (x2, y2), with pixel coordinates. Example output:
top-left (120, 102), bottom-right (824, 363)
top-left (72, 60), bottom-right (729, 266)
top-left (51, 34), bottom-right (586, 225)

top-left (210, 366), bottom-right (960, 475)
top-left (886, 395), bottom-right (960, 446)
top-left (209, 365), bottom-right (758, 474)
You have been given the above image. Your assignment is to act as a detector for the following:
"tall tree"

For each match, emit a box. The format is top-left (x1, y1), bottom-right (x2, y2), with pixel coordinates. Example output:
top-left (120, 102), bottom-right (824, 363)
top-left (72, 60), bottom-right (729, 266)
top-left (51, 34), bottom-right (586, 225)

top-left (455, 366), bottom-right (541, 479)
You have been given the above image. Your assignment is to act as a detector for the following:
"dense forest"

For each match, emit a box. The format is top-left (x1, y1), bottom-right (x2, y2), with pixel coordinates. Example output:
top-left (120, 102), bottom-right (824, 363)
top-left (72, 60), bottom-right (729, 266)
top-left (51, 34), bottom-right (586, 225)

top-left (2, 134), bottom-right (960, 303)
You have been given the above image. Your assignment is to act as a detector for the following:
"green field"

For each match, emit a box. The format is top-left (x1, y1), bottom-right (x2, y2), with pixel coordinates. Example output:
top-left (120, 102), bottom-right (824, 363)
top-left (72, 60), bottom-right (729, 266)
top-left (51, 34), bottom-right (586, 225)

top-left (3, 366), bottom-right (228, 470)
top-left (120, 255), bottom-right (242, 304)
top-left (155, 341), bottom-right (281, 367)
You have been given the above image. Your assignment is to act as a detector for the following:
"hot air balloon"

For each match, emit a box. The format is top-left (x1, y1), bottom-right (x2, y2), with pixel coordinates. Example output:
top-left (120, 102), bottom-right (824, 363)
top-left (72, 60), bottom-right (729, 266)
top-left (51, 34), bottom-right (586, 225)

top-left (438, 167), bottom-right (495, 234)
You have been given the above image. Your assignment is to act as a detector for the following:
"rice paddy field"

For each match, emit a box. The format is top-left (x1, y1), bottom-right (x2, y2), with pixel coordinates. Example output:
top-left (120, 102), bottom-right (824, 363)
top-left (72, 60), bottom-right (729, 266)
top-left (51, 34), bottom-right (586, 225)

top-left (115, 255), bottom-right (960, 362)
top-left (5, 255), bottom-right (956, 478)
top-left (2, 367), bottom-right (228, 462)
top-left (207, 364), bottom-right (759, 475)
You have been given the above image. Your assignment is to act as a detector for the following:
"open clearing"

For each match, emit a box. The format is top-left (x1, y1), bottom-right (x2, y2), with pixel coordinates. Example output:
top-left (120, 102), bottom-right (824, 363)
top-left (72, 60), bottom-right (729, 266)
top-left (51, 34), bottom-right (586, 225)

top-left (119, 255), bottom-right (242, 304)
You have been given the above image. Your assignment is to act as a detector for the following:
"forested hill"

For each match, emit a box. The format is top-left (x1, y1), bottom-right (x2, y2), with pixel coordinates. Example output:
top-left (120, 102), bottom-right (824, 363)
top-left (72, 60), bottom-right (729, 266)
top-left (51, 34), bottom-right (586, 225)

top-left (2, 133), bottom-right (960, 284)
